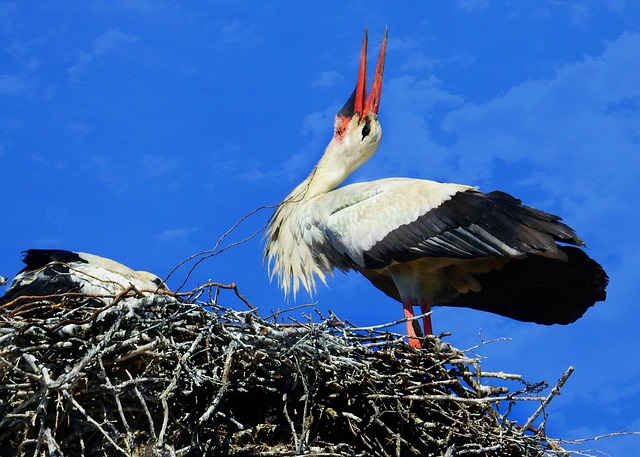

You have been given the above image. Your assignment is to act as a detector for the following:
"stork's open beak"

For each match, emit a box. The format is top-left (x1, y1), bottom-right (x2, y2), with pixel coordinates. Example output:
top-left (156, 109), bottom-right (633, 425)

top-left (336, 27), bottom-right (387, 135)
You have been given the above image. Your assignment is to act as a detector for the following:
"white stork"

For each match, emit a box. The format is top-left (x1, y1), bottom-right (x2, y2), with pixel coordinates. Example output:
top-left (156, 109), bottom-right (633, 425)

top-left (0, 249), bottom-right (168, 306)
top-left (263, 29), bottom-right (608, 347)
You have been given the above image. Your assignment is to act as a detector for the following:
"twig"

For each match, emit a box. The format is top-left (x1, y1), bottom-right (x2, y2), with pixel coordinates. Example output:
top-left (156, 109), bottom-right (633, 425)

top-left (181, 281), bottom-right (257, 311)
top-left (523, 366), bottom-right (574, 431)
top-left (198, 340), bottom-right (237, 424)
top-left (63, 390), bottom-right (129, 456)
top-left (165, 204), bottom-right (276, 291)
top-left (99, 357), bottom-right (133, 453)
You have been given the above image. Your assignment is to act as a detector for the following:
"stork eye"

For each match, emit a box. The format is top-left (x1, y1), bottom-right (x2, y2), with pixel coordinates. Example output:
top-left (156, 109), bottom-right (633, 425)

top-left (361, 120), bottom-right (371, 140)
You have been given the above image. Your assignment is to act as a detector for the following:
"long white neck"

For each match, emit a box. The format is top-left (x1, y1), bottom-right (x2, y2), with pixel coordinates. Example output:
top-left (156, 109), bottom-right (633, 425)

top-left (284, 155), bottom-right (354, 205)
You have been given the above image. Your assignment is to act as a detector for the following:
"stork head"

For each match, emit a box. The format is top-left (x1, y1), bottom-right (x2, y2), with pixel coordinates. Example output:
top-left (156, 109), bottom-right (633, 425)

top-left (329, 27), bottom-right (387, 172)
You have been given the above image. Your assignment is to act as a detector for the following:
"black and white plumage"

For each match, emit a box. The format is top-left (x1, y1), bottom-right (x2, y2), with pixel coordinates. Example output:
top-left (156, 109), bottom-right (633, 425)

top-left (0, 249), bottom-right (168, 306)
top-left (263, 29), bottom-right (608, 347)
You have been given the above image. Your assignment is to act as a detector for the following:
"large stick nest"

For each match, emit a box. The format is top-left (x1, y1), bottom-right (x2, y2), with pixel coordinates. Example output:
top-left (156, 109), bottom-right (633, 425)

top-left (0, 286), bottom-right (571, 456)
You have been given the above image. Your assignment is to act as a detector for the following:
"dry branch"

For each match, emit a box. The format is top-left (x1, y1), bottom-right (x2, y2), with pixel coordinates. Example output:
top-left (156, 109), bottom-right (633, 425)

top-left (0, 286), bottom-right (579, 456)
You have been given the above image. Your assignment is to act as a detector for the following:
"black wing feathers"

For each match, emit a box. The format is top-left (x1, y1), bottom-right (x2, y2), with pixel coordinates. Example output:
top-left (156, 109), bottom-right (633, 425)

top-left (363, 189), bottom-right (583, 269)
top-left (360, 246), bottom-right (608, 325)
top-left (18, 249), bottom-right (86, 273)
top-left (0, 250), bottom-right (85, 305)
top-left (441, 246), bottom-right (608, 324)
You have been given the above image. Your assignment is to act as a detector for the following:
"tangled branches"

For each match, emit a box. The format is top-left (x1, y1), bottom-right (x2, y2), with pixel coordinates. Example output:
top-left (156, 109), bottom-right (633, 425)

top-left (0, 286), bottom-right (572, 456)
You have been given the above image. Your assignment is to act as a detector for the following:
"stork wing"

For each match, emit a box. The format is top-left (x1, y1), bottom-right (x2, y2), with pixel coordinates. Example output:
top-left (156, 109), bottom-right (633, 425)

top-left (313, 178), bottom-right (582, 269)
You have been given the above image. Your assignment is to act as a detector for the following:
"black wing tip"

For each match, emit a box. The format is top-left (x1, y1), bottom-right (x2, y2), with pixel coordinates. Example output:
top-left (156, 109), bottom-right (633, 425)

top-left (21, 249), bottom-right (86, 271)
top-left (441, 245), bottom-right (608, 325)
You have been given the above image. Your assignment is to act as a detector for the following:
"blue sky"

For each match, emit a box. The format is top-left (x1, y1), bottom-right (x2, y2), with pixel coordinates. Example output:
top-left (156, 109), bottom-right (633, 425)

top-left (1, 1), bottom-right (639, 454)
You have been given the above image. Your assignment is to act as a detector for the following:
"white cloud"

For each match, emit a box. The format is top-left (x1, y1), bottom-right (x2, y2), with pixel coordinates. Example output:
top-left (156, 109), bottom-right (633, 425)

top-left (67, 28), bottom-right (137, 80)
top-left (220, 21), bottom-right (256, 46)
top-left (569, 3), bottom-right (592, 28)
top-left (310, 71), bottom-right (345, 89)
top-left (140, 153), bottom-right (180, 177)
top-left (157, 227), bottom-right (200, 243)
top-left (457, 0), bottom-right (491, 12)
top-left (438, 31), bottom-right (640, 202)
top-left (93, 28), bottom-right (135, 54)
top-left (0, 1), bottom-right (17, 33)
top-left (0, 73), bottom-right (29, 96)
top-left (91, 0), bottom-right (172, 14)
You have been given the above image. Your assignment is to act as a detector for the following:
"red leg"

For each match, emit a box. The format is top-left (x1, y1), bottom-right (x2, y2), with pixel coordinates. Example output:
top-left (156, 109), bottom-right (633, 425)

top-left (419, 300), bottom-right (433, 335)
top-left (402, 300), bottom-right (423, 348)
